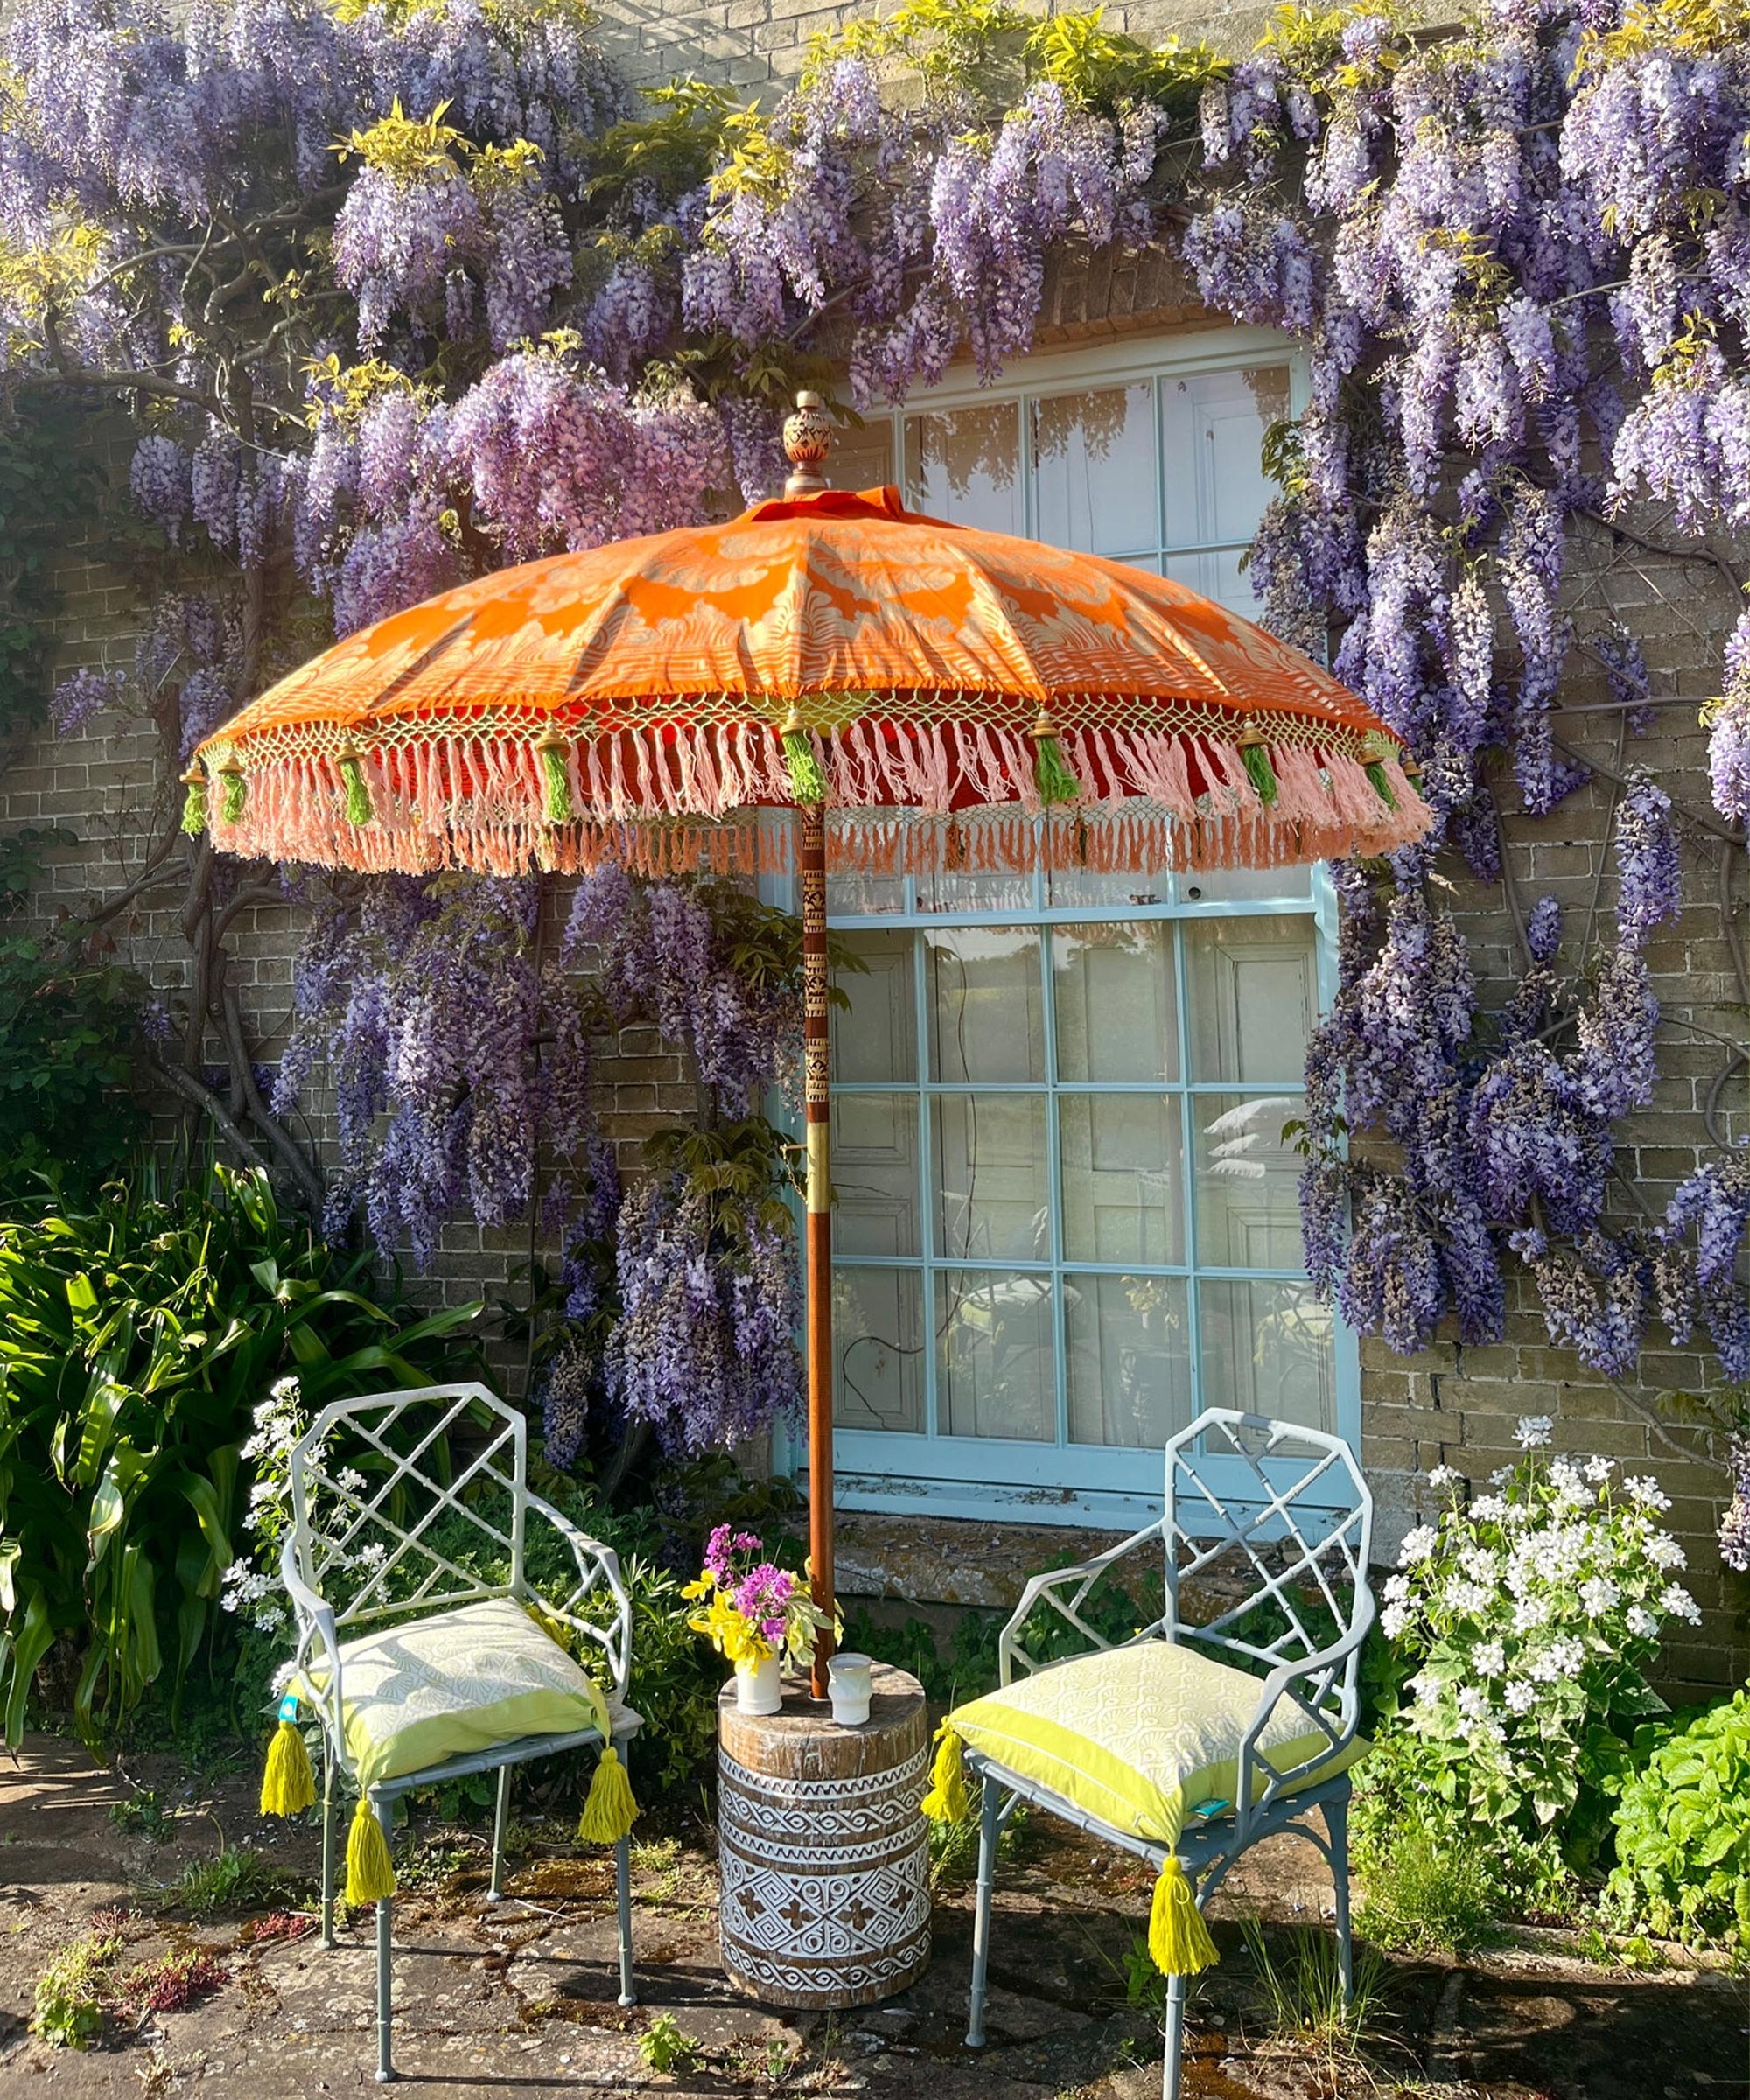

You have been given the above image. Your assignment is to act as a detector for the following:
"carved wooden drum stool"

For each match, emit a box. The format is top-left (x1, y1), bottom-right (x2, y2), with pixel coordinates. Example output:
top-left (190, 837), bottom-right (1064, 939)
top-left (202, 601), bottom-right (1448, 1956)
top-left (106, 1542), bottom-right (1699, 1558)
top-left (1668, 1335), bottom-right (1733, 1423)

top-left (716, 1661), bottom-right (930, 2009)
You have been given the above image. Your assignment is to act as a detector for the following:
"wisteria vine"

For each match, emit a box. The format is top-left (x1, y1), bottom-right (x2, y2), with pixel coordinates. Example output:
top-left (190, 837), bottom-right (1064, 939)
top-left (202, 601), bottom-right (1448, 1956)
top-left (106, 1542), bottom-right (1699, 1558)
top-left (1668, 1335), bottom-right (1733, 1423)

top-left (5, 0), bottom-right (1750, 1518)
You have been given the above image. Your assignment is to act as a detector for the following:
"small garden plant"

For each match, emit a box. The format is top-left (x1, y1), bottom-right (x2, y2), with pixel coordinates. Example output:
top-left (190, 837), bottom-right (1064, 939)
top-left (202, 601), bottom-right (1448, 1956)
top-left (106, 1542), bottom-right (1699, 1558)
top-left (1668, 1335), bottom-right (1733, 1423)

top-left (1356, 1417), bottom-right (1699, 1925)
top-left (1605, 1689), bottom-right (1750, 1950)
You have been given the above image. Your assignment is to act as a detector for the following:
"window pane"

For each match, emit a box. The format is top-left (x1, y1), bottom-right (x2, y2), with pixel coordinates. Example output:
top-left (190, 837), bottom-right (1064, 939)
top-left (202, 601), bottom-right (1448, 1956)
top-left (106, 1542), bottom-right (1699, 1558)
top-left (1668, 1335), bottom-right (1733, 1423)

top-left (1199, 1278), bottom-right (1334, 1432)
top-left (1060, 1095), bottom-right (1184, 1264)
top-left (1185, 916), bottom-right (1318, 1083)
top-left (834, 1266), bottom-right (924, 1433)
top-left (916, 865), bottom-right (1036, 914)
top-left (905, 404), bottom-right (1023, 534)
top-left (1180, 865), bottom-right (1312, 904)
top-left (1066, 1273), bottom-right (1190, 1447)
top-left (833, 1093), bottom-right (920, 1258)
top-left (832, 928), bottom-right (915, 1083)
top-left (832, 416), bottom-right (897, 494)
top-left (1032, 383), bottom-right (1156, 555)
top-left (1046, 865), bottom-right (1171, 909)
top-left (1192, 1093), bottom-right (1304, 1268)
top-left (927, 927), bottom-right (1044, 1082)
top-left (1162, 546), bottom-right (1254, 617)
top-left (1054, 920), bottom-right (1179, 1082)
top-left (828, 870), bottom-right (907, 916)
top-left (1160, 365), bottom-right (1289, 550)
top-left (933, 1096), bottom-right (1049, 1261)
top-left (938, 1270), bottom-right (1054, 1441)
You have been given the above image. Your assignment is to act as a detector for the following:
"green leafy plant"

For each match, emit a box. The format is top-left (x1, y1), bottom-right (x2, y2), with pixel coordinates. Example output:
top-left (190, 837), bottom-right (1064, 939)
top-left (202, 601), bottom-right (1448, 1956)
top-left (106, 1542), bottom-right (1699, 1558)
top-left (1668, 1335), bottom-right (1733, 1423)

top-left (0, 400), bottom-right (100, 735)
top-left (161, 1844), bottom-right (290, 1919)
top-left (0, 830), bottom-right (144, 1197)
top-left (0, 1163), bottom-right (480, 1747)
top-left (637, 2012), bottom-right (705, 2074)
top-left (1351, 1784), bottom-right (1504, 1955)
top-left (1238, 1918), bottom-right (1393, 2074)
top-left (30, 1926), bottom-right (126, 2048)
top-left (1604, 1690), bottom-right (1750, 1949)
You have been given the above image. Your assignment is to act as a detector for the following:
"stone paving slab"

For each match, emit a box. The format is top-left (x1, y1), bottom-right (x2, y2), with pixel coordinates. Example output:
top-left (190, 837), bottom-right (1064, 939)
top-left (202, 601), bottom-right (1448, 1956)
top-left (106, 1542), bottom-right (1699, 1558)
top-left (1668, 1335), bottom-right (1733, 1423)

top-left (1, 1736), bottom-right (1742, 2100)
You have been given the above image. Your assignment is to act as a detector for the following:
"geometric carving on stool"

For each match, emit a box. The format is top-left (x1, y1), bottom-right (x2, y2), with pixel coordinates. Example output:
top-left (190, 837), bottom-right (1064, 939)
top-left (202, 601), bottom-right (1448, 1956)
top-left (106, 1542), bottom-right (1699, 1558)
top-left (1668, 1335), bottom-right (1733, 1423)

top-left (716, 1665), bottom-right (930, 2011)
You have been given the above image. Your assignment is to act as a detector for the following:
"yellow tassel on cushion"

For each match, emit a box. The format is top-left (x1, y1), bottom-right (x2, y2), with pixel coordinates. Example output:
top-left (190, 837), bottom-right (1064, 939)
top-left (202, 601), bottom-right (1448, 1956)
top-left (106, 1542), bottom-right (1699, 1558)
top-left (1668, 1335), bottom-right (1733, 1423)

top-left (344, 1796), bottom-right (396, 1907)
top-left (259, 1706), bottom-right (316, 1818)
top-left (1148, 1856), bottom-right (1219, 1976)
top-left (577, 1743), bottom-right (639, 1844)
top-left (920, 1724), bottom-right (971, 1823)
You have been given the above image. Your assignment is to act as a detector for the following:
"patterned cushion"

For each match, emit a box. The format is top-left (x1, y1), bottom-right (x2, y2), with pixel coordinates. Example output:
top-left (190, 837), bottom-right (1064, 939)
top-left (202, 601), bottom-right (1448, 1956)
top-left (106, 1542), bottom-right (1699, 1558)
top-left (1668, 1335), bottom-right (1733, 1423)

top-left (947, 1640), bottom-right (1360, 1850)
top-left (300, 1596), bottom-right (625, 1788)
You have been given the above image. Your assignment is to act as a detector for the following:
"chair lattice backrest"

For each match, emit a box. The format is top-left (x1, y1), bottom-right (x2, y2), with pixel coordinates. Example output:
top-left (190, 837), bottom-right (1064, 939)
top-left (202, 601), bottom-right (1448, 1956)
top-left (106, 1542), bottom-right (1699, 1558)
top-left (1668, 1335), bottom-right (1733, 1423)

top-left (1164, 1410), bottom-right (1373, 1690)
top-left (284, 1381), bottom-right (627, 1698)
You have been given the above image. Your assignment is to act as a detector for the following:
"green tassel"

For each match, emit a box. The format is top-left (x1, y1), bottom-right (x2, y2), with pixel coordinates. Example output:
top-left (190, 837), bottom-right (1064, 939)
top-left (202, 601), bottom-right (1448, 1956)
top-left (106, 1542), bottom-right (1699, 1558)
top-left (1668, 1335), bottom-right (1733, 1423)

top-left (344, 1795), bottom-right (396, 1906)
top-left (577, 1742), bottom-right (639, 1844)
top-left (537, 737), bottom-right (575, 824)
top-left (1404, 763), bottom-right (1426, 800)
top-left (1032, 733), bottom-right (1080, 806)
top-left (920, 1724), bottom-right (971, 1824)
top-left (1365, 760), bottom-right (1398, 808)
top-left (259, 1715), bottom-right (316, 1816)
top-left (1148, 1857), bottom-right (1220, 1976)
top-left (781, 724), bottom-right (829, 806)
top-left (179, 772), bottom-right (208, 836)
top-left (339, 751), bottom-right (373, 828)
top-left (218, 766), bottom-right (247, 824)
top-left (1240, 740), bottom-right (1279, 807)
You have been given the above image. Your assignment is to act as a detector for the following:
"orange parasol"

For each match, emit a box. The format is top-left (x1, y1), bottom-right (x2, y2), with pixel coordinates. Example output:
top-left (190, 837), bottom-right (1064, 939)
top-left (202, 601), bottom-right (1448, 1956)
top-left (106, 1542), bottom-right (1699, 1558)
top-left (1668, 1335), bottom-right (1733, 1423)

top-left (191, 395), bottom-right (1431, 1690)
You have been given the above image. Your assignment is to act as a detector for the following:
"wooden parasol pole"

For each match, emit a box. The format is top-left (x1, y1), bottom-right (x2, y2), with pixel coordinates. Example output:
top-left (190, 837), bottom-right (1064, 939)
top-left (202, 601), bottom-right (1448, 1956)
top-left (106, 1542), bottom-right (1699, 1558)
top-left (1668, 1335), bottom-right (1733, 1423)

top-left (782, 394), bottom-right (837, 1698)
top-left (800, 799), bottom-right (835, 1698)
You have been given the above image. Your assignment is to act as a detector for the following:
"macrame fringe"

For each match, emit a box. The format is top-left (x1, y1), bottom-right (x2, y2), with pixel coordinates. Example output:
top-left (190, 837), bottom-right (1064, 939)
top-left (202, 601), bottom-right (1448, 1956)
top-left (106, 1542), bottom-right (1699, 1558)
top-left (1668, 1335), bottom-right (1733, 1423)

top-left (920, 1724), bottom-right (972, 1823)
top-left (1148, 1857), bottom-right (1220, 1976)
top-left (201, 720), bottom-right (1430, 878)
top-left (345, 1795), bottom-right (396, 1907)
top-left (259, 1718), bottom-right (316, 1817)
top-left (576, 1742), bottom-right (639, 1844)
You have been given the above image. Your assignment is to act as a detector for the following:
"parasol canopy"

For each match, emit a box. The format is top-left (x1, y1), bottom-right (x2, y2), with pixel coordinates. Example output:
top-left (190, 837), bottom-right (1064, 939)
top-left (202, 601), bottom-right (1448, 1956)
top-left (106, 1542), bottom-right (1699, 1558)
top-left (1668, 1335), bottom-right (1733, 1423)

top-left (190, 480), bottom-right (1431, 879)
top-left (189, 397), bottom-right (1431, 1697)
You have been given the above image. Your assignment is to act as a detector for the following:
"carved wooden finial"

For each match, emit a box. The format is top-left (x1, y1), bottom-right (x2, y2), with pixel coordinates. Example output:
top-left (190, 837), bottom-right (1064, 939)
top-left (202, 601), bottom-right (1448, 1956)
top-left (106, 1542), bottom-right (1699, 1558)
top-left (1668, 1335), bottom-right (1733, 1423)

top-left (782, 390), bottom-right (832, 499)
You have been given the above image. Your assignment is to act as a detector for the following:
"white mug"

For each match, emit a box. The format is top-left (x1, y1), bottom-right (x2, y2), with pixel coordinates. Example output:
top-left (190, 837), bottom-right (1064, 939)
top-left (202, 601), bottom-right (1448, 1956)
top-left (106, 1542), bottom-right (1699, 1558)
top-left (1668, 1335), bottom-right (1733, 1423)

top-left (827, 1651), bottom-right (873, 1726)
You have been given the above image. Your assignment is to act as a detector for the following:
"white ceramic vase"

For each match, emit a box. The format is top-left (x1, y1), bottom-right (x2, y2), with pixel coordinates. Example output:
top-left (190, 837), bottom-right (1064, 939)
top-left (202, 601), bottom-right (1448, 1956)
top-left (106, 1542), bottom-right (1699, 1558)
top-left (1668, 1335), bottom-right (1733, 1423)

top-left (735, 1653), bottom-right (782, 1716)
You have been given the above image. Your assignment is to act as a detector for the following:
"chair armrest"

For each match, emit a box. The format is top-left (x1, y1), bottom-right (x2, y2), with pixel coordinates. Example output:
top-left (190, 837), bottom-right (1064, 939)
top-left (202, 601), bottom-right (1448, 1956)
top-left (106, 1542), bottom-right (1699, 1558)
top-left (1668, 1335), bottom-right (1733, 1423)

top-left (1233, 1582), bottom-right (1376, 1842)
top-left (280, 1530), bottom-right (346, 1748)
top-left (519, 1488), bottom-right (634, 1707)
top-left (999, 1520), bottom-right (1171, 1684)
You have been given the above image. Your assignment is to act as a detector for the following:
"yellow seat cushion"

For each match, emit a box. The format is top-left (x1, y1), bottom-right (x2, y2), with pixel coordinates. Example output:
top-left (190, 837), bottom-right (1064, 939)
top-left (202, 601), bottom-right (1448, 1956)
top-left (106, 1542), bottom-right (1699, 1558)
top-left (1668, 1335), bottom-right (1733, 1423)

top-left (299, 1596), bottom-right (626, 1788)
top-left (947, 1640), bottom-right (1361, 1851)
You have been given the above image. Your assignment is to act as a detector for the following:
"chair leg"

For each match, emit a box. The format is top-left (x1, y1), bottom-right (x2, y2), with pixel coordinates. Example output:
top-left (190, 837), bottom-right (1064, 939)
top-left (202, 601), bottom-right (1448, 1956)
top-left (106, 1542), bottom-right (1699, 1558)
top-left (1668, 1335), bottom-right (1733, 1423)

top-left (964, 1774), bottom-right (1000, 2049)
top-left (320, 1746), bottom-right (338, 1950)
top-left (374, 1796), bottom-right (397, 2083)
top-left (614, 1833), bottom-right (636, 2007)
top-left (1162, 1971), bottom-right (1186, 2100)
top-left (487, 1763), bottom-right (511, 1903)
top-left (1326, 1786), bottom-right (1354, 2006)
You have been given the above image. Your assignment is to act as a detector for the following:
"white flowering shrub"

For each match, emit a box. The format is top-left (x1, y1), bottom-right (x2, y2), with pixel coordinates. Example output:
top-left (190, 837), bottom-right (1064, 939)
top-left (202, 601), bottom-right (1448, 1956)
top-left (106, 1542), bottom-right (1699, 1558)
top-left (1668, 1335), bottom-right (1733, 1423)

top-left (1359, 1417), bottom-right (1698, 1911)
top-left (220, 1377), bottom-right (382, 1654)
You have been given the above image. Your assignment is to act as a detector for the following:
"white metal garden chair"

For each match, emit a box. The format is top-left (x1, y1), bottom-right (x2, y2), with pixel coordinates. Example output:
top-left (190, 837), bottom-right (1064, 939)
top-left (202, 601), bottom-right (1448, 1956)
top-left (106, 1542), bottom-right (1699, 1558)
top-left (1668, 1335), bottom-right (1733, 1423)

top-left (943, 1407), bottom-right (1374, 2100)
top-left (275, 1382), bottom-right (640, 2083)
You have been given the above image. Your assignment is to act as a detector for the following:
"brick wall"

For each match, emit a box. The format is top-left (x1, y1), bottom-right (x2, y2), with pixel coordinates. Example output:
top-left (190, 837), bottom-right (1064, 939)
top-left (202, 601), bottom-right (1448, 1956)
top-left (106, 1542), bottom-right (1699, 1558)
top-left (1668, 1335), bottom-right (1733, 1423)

top-left (5, 0), bottom-right (1744, 1698)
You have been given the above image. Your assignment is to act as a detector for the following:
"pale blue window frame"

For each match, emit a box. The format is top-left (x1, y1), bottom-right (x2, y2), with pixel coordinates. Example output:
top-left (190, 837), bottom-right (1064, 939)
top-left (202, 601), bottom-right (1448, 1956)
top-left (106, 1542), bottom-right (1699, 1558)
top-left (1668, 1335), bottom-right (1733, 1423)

top-left (768, 335), bottom-right (1360, 1530)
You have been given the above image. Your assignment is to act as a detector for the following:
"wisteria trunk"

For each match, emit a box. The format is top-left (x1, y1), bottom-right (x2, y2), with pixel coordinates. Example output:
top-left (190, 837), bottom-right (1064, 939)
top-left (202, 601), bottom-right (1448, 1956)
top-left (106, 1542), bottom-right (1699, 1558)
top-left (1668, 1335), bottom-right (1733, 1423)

top-left (801, 801), bottom-right (836, 1697)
